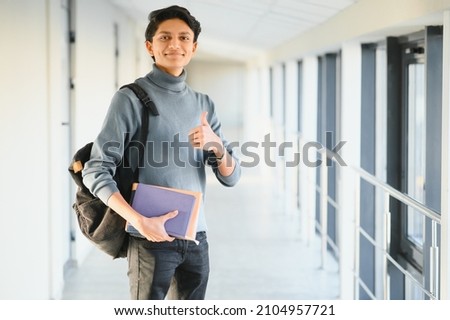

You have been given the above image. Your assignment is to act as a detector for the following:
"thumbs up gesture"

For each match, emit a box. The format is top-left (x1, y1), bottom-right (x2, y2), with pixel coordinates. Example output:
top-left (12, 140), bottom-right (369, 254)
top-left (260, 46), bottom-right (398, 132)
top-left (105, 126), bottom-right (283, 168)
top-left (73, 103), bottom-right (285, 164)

top-left (189, 111), bottom-right (224, 156)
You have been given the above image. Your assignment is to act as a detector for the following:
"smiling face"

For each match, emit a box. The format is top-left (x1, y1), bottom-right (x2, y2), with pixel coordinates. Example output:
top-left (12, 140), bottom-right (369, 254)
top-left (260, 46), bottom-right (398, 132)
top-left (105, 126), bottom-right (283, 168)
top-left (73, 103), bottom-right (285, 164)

top-left (146, 18), bottom-right (198, 77)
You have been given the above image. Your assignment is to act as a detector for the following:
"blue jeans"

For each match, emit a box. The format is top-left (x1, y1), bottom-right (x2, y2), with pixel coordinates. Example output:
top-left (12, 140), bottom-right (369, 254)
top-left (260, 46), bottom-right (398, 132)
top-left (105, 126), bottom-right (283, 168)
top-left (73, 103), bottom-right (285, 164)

top-left (127, 231), bottom-right (209, 300)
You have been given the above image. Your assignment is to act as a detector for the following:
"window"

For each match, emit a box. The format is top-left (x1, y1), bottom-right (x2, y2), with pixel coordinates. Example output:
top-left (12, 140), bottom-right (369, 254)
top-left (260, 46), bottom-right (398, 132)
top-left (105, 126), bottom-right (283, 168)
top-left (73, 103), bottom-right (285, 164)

top-left (405, 61), bottom-right (426, 249)
top-left (400, 40), bottom-right (426, 270)
top-left (383, 27), bottom-right (442, 300)
top-left (316, 53), bottom-right (339, 257)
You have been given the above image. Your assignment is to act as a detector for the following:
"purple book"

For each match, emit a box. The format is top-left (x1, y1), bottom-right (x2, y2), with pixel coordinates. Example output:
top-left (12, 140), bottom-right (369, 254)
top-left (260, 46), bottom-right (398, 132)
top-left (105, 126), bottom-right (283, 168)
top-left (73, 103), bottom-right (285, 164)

top-left (127, 183), bottom-right (201, 242)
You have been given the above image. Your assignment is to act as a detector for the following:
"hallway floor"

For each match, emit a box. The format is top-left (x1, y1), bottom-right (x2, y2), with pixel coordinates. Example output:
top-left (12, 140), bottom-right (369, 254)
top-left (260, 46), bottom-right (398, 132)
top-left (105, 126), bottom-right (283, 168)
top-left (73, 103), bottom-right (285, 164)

top-left (62, 166), bottom-right (340, 300)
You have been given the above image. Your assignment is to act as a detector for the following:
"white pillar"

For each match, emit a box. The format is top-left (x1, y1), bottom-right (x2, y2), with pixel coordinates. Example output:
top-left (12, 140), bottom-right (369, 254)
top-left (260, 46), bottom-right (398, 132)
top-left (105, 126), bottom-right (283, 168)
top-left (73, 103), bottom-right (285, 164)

top-left (375, 45), bottom-right (388, 299)
top-left (271, 64), bottom-right (286, 197)
top-left (299, 56), bottom-right (318, 246)
top-left (339, 42), bottom-right (362, 299)
top-left (440, 10), bottom-right (450, 300)
top-left (47, 0), bottom-right (72, 299)
top-left (284, 60), bottom-right (299, 214)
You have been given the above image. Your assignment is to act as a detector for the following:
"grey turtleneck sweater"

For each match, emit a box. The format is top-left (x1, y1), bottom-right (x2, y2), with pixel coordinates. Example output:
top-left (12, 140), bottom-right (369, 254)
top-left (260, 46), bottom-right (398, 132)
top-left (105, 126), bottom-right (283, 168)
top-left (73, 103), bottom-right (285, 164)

top-left (82, 64), bottom-right (241, 232)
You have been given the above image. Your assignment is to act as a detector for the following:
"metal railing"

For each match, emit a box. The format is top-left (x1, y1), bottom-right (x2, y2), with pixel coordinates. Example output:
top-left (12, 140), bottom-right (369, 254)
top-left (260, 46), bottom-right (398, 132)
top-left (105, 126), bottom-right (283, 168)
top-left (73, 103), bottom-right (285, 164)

top-left (312, 146), bottom-right (441, 300)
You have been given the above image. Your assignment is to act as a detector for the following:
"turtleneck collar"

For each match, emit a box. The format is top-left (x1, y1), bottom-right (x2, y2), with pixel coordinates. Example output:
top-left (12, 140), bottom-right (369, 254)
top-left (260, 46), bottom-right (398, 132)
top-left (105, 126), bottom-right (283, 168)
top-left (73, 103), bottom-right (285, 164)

top-left (147, 64), bottom-right (187, 93)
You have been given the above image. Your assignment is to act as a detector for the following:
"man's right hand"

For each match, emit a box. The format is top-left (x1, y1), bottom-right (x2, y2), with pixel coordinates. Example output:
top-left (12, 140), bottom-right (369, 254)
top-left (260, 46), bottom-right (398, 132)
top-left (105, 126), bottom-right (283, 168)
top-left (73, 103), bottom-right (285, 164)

top-left (107, 191), bottom-right (179, 243)
top-left (136, 210), bottom-right (179, 242)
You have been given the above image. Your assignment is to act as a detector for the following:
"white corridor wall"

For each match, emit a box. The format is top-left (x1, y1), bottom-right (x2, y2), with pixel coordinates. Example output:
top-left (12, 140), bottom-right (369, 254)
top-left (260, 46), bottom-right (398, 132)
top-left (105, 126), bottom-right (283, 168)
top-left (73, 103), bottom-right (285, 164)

top-left (0, 0), bottom-right (146, 299)
top-left (0, 0), bottom-right (67, 299)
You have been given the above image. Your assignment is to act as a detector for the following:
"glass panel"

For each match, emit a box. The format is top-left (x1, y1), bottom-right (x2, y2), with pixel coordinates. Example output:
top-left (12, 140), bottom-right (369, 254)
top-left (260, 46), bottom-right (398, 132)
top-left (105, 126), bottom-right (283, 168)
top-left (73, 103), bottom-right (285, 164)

top-left (406, 63), bottom-right (426, 248)
top-left (404, 269), bottom-right (425, 300)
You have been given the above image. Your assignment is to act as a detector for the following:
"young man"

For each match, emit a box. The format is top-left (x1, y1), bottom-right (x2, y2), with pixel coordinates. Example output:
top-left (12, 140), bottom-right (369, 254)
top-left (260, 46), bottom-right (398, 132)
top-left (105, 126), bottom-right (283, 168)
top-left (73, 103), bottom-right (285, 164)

top-left (82, 5), bottom-right (241, 299)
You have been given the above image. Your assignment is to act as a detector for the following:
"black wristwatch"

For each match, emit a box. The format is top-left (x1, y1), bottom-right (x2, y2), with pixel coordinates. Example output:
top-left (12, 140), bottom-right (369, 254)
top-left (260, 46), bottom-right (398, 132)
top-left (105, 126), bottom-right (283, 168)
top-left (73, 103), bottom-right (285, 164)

top-left (215, 153), bottom-right (224, 161)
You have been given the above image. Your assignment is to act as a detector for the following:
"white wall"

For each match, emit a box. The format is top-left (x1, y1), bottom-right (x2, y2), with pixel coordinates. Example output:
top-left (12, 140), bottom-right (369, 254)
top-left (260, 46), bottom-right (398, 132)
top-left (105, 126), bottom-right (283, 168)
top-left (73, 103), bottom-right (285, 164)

top-left (186, 60), bottom-right (245, 142)
top-left (243, 63), bottom-right (271, 143)
top-left (0, 0), bottom-right (67, 299)
top-left (0, 0), bottom-right (143, 299)
top-left (72, 0), bottom-right (144, 263)
top-left (73, 0), bottom-right (118, 149)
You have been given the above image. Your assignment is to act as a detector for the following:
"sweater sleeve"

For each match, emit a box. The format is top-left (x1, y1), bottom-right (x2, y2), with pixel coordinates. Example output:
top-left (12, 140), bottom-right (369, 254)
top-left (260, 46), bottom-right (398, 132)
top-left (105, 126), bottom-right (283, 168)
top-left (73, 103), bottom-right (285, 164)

top-left (204, 96), bottom-right (241, 187)
top-left (82, 90), bottom-right (140, 204)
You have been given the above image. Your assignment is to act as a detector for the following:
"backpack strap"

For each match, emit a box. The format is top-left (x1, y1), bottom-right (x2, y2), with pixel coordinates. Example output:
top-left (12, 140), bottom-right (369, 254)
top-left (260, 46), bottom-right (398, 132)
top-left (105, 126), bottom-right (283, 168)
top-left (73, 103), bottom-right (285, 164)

top-left (119, 83), bottom-right (159, 180)
top-left (121, 83), bottom-right (159, 116)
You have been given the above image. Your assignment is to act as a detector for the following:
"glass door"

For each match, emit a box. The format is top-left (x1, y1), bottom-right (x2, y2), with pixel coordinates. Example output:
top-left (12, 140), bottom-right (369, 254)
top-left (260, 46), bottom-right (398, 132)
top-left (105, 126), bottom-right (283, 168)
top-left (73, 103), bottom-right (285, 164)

top-left (400, 43), bottom-right (426, 299)
top-left (406, 62), bottom-right (426, 249)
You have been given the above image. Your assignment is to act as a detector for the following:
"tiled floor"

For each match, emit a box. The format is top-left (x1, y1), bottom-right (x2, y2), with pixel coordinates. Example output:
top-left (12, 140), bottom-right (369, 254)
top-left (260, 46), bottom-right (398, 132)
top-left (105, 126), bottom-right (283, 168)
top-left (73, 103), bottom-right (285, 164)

top-left (61, 166), bottom-right (340, 300)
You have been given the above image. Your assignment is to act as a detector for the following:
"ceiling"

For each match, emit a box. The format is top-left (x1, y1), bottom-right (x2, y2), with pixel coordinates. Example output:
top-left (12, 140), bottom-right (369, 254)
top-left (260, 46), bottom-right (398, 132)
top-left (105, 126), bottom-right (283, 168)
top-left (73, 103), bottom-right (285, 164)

top-left (109, 0), bottom-right (359, 61)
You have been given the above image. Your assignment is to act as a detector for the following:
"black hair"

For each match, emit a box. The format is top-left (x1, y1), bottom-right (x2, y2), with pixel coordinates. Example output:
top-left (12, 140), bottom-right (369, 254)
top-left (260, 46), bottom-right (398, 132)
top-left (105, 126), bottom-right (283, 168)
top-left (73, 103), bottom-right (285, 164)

top-left (145, 5), bottom-right (201, 43)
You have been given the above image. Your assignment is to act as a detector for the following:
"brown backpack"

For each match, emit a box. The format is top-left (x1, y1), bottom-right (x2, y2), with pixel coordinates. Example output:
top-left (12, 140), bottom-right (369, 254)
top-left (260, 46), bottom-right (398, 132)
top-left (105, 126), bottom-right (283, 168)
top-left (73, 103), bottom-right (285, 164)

top-left (68, 83), bottom-right (158, 258)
